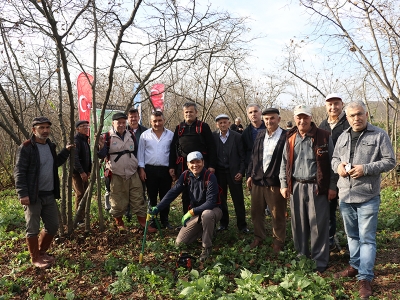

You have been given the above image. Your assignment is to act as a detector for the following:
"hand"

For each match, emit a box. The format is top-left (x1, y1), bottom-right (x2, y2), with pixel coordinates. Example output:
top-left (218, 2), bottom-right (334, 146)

top-left (80, 172), bottom-right (88, 182)
top-left (169, 168), bottom-right (176, 181)
top-left (328, 189), bottom-right (337, 201)
top-left (348, 165), bottom-right (364, 179)
top-left (98, 135), bottom-right (105, 149)
top-left (66, 143), bottom-right (75, 151)
top-left (280, 188), bottom-right (289, 199)
top-left (20, 196), bottom-right (30, 205)
top-left (181, 211), bottom-right (192, 227)
top-left (139, 168), bottom-right (146, 182)
top-left (149, 206), bottom-right (159, 215)
top-left (337, 162), bottom-right (349, 177)
top-left (246, 177), bottom-right (252, 190)
top-left (234, 173), bottom-right (243, 182)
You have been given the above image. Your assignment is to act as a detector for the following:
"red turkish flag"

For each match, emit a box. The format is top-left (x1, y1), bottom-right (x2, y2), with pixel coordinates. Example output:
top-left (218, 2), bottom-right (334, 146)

top-left (77, 72), bottom-right (94, 121)
top-left (150, 83), bottom-right (165, 111)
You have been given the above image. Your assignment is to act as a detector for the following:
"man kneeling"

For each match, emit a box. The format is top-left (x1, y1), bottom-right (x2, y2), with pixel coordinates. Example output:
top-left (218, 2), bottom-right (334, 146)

top-left (150, 151), bottom-right (222, 262)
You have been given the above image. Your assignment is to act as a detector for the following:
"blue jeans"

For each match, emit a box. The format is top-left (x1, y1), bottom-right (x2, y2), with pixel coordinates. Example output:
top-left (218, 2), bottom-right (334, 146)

top-left (339, 195), bottom-right (380, 281)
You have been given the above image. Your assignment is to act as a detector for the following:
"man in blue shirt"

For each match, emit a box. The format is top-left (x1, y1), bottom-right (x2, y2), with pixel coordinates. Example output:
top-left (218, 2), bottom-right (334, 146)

top-left (150, 151), bottom-right (222, 262)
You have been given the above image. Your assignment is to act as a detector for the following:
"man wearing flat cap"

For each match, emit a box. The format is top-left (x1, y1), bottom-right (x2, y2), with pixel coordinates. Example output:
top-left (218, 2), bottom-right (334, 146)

top-left (73, 120), bottom-right (92, 225)
top-left (246, 108), bottom-right (287, 253)
top-left (14, 116), bottom-right (73, 268)
top-left (98, 112), bottom-right (156, 233)
top-left (319, 93), bottom-right (350, 252)
top-left (212, 114), bottom-right (248, 234)
top-left (279, 105), bottom-right (337, 273)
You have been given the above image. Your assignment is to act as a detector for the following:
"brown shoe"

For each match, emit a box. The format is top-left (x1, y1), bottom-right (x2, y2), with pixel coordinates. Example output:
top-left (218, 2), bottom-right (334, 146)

top-left (115, 217), bottom-right (127, 234)
top-left (137, 216), bottom-right (157, 233)
top-left (250, 239), bottom-right (262, 249)
top-left (359, 280), bottom-right (372, 298)
top-left (334, 265), bottom-right (358, 279)
top-left (272, 244), bottom-right (283, 254)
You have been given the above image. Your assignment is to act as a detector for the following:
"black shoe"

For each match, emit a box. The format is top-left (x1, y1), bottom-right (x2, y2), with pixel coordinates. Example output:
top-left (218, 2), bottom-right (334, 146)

top-left (217, 226), bottom-right (227, 232)
top-left (161, 222), bottom-right (172, 230)
top-left (239, 228), bottom-right (250, 234)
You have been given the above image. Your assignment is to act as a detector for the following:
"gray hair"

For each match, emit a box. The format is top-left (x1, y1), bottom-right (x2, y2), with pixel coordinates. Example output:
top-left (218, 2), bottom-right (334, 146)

top-left (235, 117), bottom-right (241, 122)
top-left (345, 101), bottom-right (367, 115)
top-left (182, 102), bottom-right (198, 112)
top-left (246, 103), bottom-right (261, 111)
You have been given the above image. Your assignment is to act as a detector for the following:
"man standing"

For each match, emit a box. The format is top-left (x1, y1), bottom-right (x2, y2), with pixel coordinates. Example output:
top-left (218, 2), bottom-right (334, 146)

top-left (14, 116), bottom-right (73, 268)
top-left (279, 105), bottom-right (337, 273)
top-left (150, 151), bottom-right (222, 262)
top-left (138, 111), bottom-right (174, 229)
top-left (246, 108), bottom-right (287, 253)
top-left (332, 101), bottom-right (395, 299)
top-left (169, 102), bottom-right (217, 213)
top-left (242, 104), bottom-right (266, 171)
top-left (230, 117), bottom-right (244, 134)
top-left (319, 93), bottom-right (350, 251)
top-left (73, 120), bottom-right (92, 225)
top-left (212, 114), bottom-right (248, 233)
top-left (98, 112), bottom-right (156, 233)
top-left (104, 107), bottom-right (147, 213)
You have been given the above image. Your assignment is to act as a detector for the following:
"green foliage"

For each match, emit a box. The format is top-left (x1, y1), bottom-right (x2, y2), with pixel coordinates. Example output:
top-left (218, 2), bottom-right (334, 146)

top-left (379, 187), bottom-right (400, 230)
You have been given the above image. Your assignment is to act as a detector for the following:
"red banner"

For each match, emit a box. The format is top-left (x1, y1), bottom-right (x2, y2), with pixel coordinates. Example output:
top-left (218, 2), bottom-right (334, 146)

top-left (150, 83), bottom-right (165, 111)
top-left (77, 72), bottom-right (94, 121)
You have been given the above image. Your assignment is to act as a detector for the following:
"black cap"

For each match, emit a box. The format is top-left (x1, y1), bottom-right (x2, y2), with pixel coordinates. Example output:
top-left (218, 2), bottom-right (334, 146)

top-left (32, 116), bottom-right (52, 127)
top-left (112, 112), bottom-right (128, 120)
top-left (262, 108), bottom-right (280, 115)
top-left (75, 120), bottom-right (89, 128)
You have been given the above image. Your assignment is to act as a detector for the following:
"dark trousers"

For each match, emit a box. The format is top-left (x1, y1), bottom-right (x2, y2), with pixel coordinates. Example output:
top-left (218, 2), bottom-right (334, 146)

top-left (145, 165), bottom-right (172, 224)
top-left (215, 168), bottom-right (247, 230)
top-left (329, 196), bottom-right (338, 238)
top-left (72, 173), bottom-right (88, 222)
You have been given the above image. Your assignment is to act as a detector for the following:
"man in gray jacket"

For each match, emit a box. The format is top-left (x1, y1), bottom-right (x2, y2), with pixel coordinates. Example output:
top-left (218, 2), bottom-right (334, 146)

top-left (332, 101), bottom-right (395, 299)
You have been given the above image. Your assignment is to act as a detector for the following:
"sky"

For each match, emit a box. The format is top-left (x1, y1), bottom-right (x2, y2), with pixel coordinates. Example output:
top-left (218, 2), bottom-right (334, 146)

top-left (207, 0), bottom-right (312, 73)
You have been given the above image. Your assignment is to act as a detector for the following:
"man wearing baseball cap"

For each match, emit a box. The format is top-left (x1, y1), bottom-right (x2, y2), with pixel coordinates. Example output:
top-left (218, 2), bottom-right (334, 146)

top-left (279, 105), bottom-right (337, 273)
top-left (14, 116), bottom-right (73, 268)
top-left (98, 112), bottom-right (156, 233)
top-left (319, 93), bottom-right (350, 252)
top-left (150, 151), bottom-right (222, 262)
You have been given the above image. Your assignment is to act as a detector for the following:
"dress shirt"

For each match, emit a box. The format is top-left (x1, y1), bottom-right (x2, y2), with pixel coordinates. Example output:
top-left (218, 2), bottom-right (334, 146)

top-left (292, 134), bottom-right (317, 180)
top-left (219, 129), bottom-right (230, 144)
top-left (138, 128), bottom-right (174, 167)
top-left (262, 127), bottom-right (283, 172)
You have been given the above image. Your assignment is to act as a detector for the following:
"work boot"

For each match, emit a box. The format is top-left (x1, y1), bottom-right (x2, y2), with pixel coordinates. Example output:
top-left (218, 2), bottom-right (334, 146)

top-left (137, 216), bottom-right (157, 233)
top-left (334, 265), bottom-right (358, 279)
top-left (200, 247), bottom-right (212, 262)
top-left (38, 230), bottom-right (55, 264)
top-left (359, 280), bottom-right (372, 299)
top-left (115, 217), bottom-right (127, 234)
top-left (249, 239), bottom-right (263, 249)
top-left (272, 244), bottom-right (283, 254)
top-left (26, 237), bottom-right (50, 269)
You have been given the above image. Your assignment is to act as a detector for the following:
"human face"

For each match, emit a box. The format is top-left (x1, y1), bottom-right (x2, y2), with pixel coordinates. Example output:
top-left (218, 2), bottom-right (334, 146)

top-left (150, 115), bottom-right (164, 132)
top-left (128, 112), bottom-right (139, 129)
top-left (77, 123), bottom-right (90, 136)
top-left (346, 106), bottom-right (368, 132)
top-left (294, 114), bottom-right (312, 134)
top-left (325, 98), bottom-right (344, 119)
top-left (262, 113), bottom-right (281, 134)
top-left (183, 105), bottom-right (197, 124)
top-left (216, 118), bottom-right (230, 134)
top-left (113, 118), bottom-right (127, 135)
top-left (247, 105), bottom-right (262, 126)
top-left (187, 159), bottom-right (204, 177)
top-left (32, 123), bottom-right (51, 143)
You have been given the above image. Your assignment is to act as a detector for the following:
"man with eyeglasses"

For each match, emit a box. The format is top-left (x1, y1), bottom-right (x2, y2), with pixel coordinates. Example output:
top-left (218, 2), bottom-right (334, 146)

top-left (332, 101), bottom-right (395, 298)
top-left (73, 120), bottom-right (92, 226)
top-left (138, 111), bottom-right (174, 229)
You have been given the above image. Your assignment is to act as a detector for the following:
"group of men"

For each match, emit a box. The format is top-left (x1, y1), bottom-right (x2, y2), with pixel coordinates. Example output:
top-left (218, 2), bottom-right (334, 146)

top-left (15, 96), bottom-right (395, 299)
